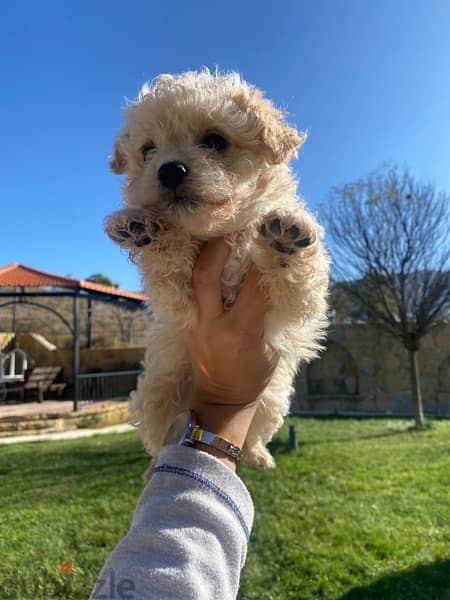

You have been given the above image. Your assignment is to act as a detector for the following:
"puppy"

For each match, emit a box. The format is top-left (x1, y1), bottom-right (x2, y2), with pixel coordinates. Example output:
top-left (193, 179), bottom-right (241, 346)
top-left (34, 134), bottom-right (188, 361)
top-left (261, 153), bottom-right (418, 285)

top-left (105, 70), bottom-right (329, 468)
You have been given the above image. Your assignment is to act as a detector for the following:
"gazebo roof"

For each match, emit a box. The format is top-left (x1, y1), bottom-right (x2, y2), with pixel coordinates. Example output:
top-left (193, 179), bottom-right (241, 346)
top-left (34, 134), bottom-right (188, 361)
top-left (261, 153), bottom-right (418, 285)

top-left (0, 263), bottom-right (147, 302)
top-left (0, 263), bottom-right (147, 411)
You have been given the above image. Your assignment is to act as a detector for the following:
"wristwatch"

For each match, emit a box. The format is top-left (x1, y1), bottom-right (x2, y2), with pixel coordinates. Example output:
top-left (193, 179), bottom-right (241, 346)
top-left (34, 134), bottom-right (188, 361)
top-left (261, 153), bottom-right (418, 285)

top-left (179, 410), bottom-right (243, 463)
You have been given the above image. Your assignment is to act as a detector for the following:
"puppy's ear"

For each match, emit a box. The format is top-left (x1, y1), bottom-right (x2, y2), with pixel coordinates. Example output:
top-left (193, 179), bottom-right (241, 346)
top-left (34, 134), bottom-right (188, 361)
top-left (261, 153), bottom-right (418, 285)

top-left (110, 139), bottom-right (127, 174)
top-left (260, 118), bottom-right (306, 164)
top-left (239, 89), bottom-right (306, 164)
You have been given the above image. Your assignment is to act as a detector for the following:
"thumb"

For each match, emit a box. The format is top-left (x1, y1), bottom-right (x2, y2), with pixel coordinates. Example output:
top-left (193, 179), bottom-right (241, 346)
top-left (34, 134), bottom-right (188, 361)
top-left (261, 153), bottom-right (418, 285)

top-left (230, 266), bottom-right (271, 332)
top-left (192, 238), bottom-right (231, 321)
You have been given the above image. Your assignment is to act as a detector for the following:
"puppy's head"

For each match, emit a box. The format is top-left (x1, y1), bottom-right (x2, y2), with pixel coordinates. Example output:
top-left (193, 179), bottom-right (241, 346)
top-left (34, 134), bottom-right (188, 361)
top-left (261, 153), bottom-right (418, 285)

top-left (111, 71), bottom-right (305, 235)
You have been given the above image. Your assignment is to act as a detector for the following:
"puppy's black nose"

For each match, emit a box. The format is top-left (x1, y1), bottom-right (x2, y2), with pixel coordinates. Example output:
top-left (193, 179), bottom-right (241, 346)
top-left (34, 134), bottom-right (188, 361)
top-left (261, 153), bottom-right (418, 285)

top-left (158, 161), bottom-right (189, 189)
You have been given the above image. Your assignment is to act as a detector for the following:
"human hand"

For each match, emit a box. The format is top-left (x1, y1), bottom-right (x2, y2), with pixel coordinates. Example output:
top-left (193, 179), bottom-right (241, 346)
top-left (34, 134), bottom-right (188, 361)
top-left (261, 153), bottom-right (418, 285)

top-left (182, 238), bottom-right (278, 468)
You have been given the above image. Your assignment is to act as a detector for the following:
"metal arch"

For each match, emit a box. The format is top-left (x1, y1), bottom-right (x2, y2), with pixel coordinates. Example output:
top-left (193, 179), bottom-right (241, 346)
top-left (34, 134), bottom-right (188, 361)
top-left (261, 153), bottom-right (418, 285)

top-left (0, 288), bottom-right (145, 412)
top-left (0, 300), bottom-right (74, 334)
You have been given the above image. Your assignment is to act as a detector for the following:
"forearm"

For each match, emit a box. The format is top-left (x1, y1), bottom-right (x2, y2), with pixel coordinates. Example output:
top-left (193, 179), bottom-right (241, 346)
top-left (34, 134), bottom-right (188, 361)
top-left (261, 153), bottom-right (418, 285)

top-left (90, 445), bottom-right (253, 600)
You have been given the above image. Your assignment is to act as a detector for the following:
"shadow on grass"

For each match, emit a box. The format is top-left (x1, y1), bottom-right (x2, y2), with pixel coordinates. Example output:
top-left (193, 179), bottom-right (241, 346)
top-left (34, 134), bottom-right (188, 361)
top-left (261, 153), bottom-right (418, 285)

top-left (268, 417), bottom-right (436, 455)
top-left (291, 418), bottom-right (434, 446)
top-left (268, 427), bottom-right (430, 454)
top-left (267, 437), bottom-right (294, 456)
top-left (267, 428), bottom-right (415, 455)
top-left (304, 428), bottom-right (415, 445)
top-left (0, 433), bottom-right (149, 507)
top-left (339, 559), bottom-right (450, 600)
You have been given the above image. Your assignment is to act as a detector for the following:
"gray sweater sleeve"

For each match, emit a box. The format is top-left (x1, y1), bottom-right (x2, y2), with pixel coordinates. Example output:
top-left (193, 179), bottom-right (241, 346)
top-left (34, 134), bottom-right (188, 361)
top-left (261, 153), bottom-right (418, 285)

top-left (90, 444), bottom-right (254, 600)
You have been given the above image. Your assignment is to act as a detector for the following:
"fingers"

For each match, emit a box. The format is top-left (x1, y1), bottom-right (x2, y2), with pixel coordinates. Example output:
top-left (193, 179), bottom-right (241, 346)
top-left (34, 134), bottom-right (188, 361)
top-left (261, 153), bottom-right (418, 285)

top-left (191, 239), bottom-right (270, 333)
top-left (230, 265), bottom-right (271, 332)
top-left (192, 238), bottom-right (231, 321)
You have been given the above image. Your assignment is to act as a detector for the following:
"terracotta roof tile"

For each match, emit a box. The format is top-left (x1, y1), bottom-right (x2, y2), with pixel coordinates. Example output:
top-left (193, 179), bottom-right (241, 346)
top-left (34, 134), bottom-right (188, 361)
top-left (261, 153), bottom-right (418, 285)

top-left (0, 263), bottom-right (77, 288)
top-left (0, 264), bottom-right (147, 302)
top-left (79, 279), bottom-right (146, 301)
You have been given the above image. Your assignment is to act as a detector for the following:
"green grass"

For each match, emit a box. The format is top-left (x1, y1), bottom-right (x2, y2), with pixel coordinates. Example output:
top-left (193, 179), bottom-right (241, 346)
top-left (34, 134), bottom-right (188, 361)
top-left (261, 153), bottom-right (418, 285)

top-left (0, 419), bottom-right (449, 599)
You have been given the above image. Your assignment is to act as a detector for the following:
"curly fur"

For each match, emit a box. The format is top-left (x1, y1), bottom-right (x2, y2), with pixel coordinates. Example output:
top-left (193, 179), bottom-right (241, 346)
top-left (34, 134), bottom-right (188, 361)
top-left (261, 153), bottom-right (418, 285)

top-left (105, 70), bottom-right (330, 468)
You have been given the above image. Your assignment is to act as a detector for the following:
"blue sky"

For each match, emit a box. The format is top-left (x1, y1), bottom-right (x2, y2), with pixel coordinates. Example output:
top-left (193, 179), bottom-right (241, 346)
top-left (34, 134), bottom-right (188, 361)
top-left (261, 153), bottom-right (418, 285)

top-left (1, 0), bottom-right (449, 291)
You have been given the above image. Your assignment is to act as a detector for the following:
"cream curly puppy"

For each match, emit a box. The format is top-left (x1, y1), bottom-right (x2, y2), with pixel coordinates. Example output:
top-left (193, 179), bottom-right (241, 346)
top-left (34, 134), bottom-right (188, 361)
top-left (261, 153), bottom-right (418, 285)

top-left (105, 70), bottom-right (329, 468)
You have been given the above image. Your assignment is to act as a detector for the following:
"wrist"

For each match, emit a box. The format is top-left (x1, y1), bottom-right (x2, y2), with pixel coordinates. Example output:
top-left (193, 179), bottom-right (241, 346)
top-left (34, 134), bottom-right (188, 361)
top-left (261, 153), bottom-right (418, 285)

top-left (190, 441), bottom-right (238, 471)
top-left (190, 398), bottom-right (258, 450)
top-left (180, 400), bottom-right (258, 471)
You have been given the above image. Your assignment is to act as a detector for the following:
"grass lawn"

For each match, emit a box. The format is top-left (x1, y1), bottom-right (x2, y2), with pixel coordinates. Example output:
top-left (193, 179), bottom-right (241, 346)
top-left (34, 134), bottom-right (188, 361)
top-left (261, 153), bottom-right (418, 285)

top-left (0, 418), bottom-right (449, 599)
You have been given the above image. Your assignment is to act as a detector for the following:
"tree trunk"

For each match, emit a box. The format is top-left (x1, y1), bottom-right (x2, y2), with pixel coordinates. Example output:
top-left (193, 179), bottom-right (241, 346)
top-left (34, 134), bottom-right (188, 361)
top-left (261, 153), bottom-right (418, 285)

top-left (408, 348), bottom-right (425, 427)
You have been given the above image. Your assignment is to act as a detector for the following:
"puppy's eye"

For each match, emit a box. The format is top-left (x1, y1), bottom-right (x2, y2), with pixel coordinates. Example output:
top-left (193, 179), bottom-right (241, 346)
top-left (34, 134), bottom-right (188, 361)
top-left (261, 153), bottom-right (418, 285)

top-left (201, 133), bottom-right (227, 151)
top-left (142, 143), bottom-right (156, 160)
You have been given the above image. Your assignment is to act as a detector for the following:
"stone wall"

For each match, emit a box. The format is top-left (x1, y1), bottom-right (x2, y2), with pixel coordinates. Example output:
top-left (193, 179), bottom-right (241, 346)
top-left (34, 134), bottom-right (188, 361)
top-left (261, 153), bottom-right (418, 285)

top-left (14, 334), bottom-right (145, 381)
top-left (0, 290), bottom-right (149, 348)
top-left (293, 323), bottom-right (450, 416)
top-left (2, 294), bottom-right (449, 416)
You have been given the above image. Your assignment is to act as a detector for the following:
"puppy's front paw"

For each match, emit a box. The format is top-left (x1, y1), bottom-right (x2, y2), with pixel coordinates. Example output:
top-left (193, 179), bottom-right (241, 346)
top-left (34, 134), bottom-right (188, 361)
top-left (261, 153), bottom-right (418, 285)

top-left (260, 214), bottom-right (314, 256)
top-left (104, 208), bottom-right (161, 249)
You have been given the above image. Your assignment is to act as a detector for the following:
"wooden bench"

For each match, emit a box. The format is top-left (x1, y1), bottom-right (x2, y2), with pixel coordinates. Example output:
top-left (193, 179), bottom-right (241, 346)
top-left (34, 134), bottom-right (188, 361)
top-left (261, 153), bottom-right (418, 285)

top-left (6, 366), bottom-right (67, 403)
top-left (25, 366), bottom-right (66, 403)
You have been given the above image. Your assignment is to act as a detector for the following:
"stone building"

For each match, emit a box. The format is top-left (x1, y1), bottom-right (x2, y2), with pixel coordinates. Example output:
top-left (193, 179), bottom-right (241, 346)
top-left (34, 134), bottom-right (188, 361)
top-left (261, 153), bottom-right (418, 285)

top-left (0, 264), bottom-right (149, 349)
top-left (1, 265), bottom-right (448, 416)
top-left (293, 322), bottom-right (450, 417)
top-left (0, 264), bottom-right (149, 388)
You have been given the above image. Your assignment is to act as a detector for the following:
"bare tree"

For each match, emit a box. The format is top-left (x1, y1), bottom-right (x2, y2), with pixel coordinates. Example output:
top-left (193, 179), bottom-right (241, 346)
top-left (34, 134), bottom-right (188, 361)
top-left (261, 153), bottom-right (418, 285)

top-left (324, 165), bottom-right (450, 426)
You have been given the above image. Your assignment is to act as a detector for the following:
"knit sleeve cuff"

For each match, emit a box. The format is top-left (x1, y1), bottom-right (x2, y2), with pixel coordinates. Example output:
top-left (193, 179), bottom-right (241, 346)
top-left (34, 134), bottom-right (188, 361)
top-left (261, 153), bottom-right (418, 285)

top-left (154, 444), bottom-right (254, 539)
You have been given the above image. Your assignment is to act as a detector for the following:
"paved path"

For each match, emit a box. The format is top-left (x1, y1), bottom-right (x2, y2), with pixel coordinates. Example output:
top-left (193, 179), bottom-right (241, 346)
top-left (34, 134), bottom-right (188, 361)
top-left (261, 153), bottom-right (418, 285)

top-left (0, 423), bottom-right (136, 445)
top-left (0, 400), bottom-right (121, 418)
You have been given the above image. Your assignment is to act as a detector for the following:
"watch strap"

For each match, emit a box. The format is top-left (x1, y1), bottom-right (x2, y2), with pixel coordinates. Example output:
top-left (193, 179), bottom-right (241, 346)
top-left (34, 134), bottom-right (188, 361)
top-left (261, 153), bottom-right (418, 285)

top-left (179, 411), bottom-right (243, 462)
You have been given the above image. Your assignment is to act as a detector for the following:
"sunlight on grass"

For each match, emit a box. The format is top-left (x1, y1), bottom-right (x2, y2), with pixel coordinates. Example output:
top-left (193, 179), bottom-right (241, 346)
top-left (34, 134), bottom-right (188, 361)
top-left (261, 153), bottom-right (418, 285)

top-left (0, 418), bottom-right (449, 599)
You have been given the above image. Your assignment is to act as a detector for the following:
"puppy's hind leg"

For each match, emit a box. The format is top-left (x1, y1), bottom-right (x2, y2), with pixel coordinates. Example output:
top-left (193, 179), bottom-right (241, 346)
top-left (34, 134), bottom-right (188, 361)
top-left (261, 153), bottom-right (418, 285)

top-left (131, 324), bottom-right (191, 478)
top-left (242, 359), bottom-right (293, 468)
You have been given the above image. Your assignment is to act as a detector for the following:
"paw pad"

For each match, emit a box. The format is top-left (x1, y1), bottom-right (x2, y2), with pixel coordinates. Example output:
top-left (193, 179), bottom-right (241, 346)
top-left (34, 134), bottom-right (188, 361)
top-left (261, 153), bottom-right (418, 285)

top-left (261, 216), bottom-right (312, 255)
top-left (105, 210), bottom-right (161, 249)
top-left (129, 221), bottom-right (146, 236)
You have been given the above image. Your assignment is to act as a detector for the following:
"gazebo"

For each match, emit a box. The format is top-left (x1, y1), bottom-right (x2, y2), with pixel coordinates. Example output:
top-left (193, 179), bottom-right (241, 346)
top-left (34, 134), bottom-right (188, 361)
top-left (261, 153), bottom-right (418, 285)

top-left (0, 263), bottom-right (147, 410)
